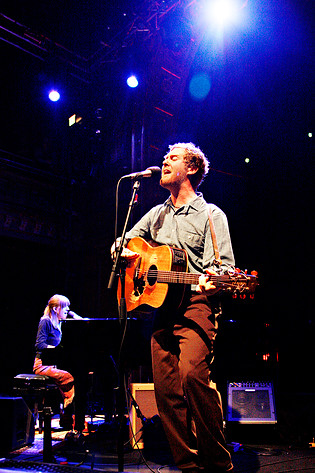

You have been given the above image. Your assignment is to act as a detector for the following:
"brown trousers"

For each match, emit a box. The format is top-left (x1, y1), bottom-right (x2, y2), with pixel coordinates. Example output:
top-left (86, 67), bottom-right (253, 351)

top-left (33, 357), bottom-right (75, 408)
top-left (151, 292), bottom-right (233, 472)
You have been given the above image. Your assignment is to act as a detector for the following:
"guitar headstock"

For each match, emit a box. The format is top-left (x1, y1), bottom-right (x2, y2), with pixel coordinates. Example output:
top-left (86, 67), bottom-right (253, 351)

top-left (224, 268), bottom-right (259, 299)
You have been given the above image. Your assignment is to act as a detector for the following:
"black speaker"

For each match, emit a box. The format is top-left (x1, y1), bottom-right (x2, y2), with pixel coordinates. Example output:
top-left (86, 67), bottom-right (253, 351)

top-left (0, 396), bottom-right (35, 454)
top-left (227, 382), bottom-right (276, 424)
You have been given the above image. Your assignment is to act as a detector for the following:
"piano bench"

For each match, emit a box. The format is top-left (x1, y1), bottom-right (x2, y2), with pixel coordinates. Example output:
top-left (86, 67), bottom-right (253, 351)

top-left (13, 373), bottom-right (57, 390)
top-left (13, 374), bottom-right (60, 462)
top-left (13, 374), bottom-right (60, 433)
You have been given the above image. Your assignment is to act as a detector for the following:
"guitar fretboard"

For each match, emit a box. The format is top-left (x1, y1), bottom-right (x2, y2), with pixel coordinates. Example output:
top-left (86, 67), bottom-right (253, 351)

top-left (136, 268), bottom-right (238, 288)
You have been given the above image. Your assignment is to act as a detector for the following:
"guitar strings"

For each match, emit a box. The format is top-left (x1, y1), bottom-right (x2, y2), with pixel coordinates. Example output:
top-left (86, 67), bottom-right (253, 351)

top-left (133, 268), bottom-right (255, 291)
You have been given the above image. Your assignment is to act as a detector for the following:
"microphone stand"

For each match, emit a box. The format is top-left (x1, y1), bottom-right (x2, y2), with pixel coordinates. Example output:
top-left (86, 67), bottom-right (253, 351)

top-left (107, 179), bottom-right (140, 472)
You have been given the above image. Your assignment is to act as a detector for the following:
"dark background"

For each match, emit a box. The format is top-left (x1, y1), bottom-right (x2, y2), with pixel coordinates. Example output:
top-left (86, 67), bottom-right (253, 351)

top-left (0, 0), bottom-right (313, 441)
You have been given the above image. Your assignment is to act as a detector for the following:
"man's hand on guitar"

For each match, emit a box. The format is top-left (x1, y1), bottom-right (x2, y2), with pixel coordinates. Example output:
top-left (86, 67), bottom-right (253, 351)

top-left (111, 241), bottom-right (139, 263)
top-left (120, 248), bottom-right (140, 261)
top-left (196, 268), bottom-right (220, 296)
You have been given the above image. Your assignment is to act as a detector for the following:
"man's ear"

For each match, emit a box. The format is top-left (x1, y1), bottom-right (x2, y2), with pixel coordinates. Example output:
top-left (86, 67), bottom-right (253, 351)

top-left (187, 165), bottom-right (198, 176)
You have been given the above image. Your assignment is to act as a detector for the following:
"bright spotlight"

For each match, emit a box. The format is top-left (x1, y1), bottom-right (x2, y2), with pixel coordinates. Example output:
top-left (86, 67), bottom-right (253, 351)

top-left (206, 0), bottom-right (241, 27)
top-left (127, 75), bottom-right (139, 88)
top-left (48, 90), bottom-right (61, 102)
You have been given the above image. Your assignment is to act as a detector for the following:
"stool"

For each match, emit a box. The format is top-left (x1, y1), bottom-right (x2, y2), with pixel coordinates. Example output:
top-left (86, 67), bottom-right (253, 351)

top-left (13, 374), bottom-right (60, 462)
top-left (13, 374), bottom-right (60, 431)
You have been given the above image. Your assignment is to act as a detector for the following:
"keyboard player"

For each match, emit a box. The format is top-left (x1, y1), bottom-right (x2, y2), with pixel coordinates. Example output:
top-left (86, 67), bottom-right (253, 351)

top-left (33, 294), bottom-right (83, 431)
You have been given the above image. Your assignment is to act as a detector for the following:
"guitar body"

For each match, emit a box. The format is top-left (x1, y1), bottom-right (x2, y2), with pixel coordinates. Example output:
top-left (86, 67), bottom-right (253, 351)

top-left (117, 237), bottom-right (188, 313)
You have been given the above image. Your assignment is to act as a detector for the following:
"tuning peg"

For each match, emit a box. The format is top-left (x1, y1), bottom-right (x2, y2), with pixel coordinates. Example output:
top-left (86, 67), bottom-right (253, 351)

top-left (251, 270), bottom-right (258, 276)
top-left (240, 294), bottom-right (247, 299)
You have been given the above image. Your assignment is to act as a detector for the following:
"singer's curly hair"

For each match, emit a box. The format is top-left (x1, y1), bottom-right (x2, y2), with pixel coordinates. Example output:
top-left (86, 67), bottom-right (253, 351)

top-left (169, 142), bottom-right (209, 189)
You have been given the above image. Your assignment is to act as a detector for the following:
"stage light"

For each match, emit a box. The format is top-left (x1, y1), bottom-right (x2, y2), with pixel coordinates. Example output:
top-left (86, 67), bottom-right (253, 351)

top-left (127, 75), bottom-right (139, 88)
top-left (68, 114), bottom-right (82, 127)
top-left (189, 72), bottom-right (211, 101)
top-left (206, 0), bottom-right (242, 27)
top-left (48, 89), bottom-right (60, 102)
top-left (69, 114), bottom-right (76, 127)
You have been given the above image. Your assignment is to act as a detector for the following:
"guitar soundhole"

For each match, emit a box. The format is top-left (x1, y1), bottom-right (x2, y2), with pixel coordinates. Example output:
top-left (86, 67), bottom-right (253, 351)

top-left (147, 265), bottom-right (157, 286)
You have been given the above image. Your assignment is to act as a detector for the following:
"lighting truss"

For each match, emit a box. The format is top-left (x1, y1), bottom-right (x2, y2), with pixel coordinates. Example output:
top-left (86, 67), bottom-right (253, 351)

top-left (1, 1), bottom-right (190, 82)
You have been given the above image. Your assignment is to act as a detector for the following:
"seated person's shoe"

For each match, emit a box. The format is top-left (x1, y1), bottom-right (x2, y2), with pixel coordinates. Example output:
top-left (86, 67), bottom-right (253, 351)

top-left (59, 412), bottom-right (73, 430)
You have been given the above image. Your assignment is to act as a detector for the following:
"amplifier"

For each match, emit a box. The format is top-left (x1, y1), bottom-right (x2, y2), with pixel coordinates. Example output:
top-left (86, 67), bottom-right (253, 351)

top-left (0, 396), bottom-right (34, 454)
top-left (227, 382), bottom-right (276, 424)
top-left (129, 383), bottom-right (158, 449)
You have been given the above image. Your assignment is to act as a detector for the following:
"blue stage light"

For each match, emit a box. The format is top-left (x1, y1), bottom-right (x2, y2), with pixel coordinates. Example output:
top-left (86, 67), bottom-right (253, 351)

top-left (127, 75), bottom-right (139, 88)
top-left (189, 73), bottom-right (211, 101)
top-left (48, 89), bottom-right (61, 102)
top-left (206, 0), bottom-right (242, 27)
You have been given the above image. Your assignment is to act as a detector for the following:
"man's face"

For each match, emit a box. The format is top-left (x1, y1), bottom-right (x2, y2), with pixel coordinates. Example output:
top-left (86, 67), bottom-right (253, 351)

top-left (160, 147), bottom-right (189, 190)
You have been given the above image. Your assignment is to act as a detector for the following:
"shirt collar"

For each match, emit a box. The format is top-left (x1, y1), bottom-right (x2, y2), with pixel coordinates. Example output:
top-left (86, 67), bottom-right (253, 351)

top-left (165, 192), bottom-right (206, 212)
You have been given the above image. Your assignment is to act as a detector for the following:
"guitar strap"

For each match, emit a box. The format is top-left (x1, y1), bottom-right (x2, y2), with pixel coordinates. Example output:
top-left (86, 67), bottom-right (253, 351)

top-left (208, 204), bottom-right (222, 268)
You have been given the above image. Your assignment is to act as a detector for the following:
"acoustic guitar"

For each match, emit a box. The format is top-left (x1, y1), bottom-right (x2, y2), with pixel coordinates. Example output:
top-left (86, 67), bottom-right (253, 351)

top-left (117, 237), bottom-right (259, 313)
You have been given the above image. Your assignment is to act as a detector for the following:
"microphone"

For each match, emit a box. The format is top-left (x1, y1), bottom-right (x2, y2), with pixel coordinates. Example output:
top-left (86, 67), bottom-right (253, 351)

top-left (122, 166), bottom-right (161, 180)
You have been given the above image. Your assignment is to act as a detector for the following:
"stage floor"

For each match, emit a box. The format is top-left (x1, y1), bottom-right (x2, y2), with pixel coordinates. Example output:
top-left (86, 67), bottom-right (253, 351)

top-left (0, 416), bottom-right (314, 473)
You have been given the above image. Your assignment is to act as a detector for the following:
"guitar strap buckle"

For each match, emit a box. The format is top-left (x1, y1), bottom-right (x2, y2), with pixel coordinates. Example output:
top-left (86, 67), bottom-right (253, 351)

top-left (212, 258), bottom-right (222, 269)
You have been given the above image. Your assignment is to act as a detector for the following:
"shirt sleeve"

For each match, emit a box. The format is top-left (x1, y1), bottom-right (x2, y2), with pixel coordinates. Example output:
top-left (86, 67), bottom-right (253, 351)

top-left (35, 318), bottom-right (51, 350)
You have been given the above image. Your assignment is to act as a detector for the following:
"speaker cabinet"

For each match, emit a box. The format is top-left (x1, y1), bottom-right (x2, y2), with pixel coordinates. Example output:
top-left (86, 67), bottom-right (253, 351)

top-left (0, 396), bottom-right (34, 454)
top-left (227, 382), bottom-right (276, 424)
top-left (129, 383), bottom-right (158, 448)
